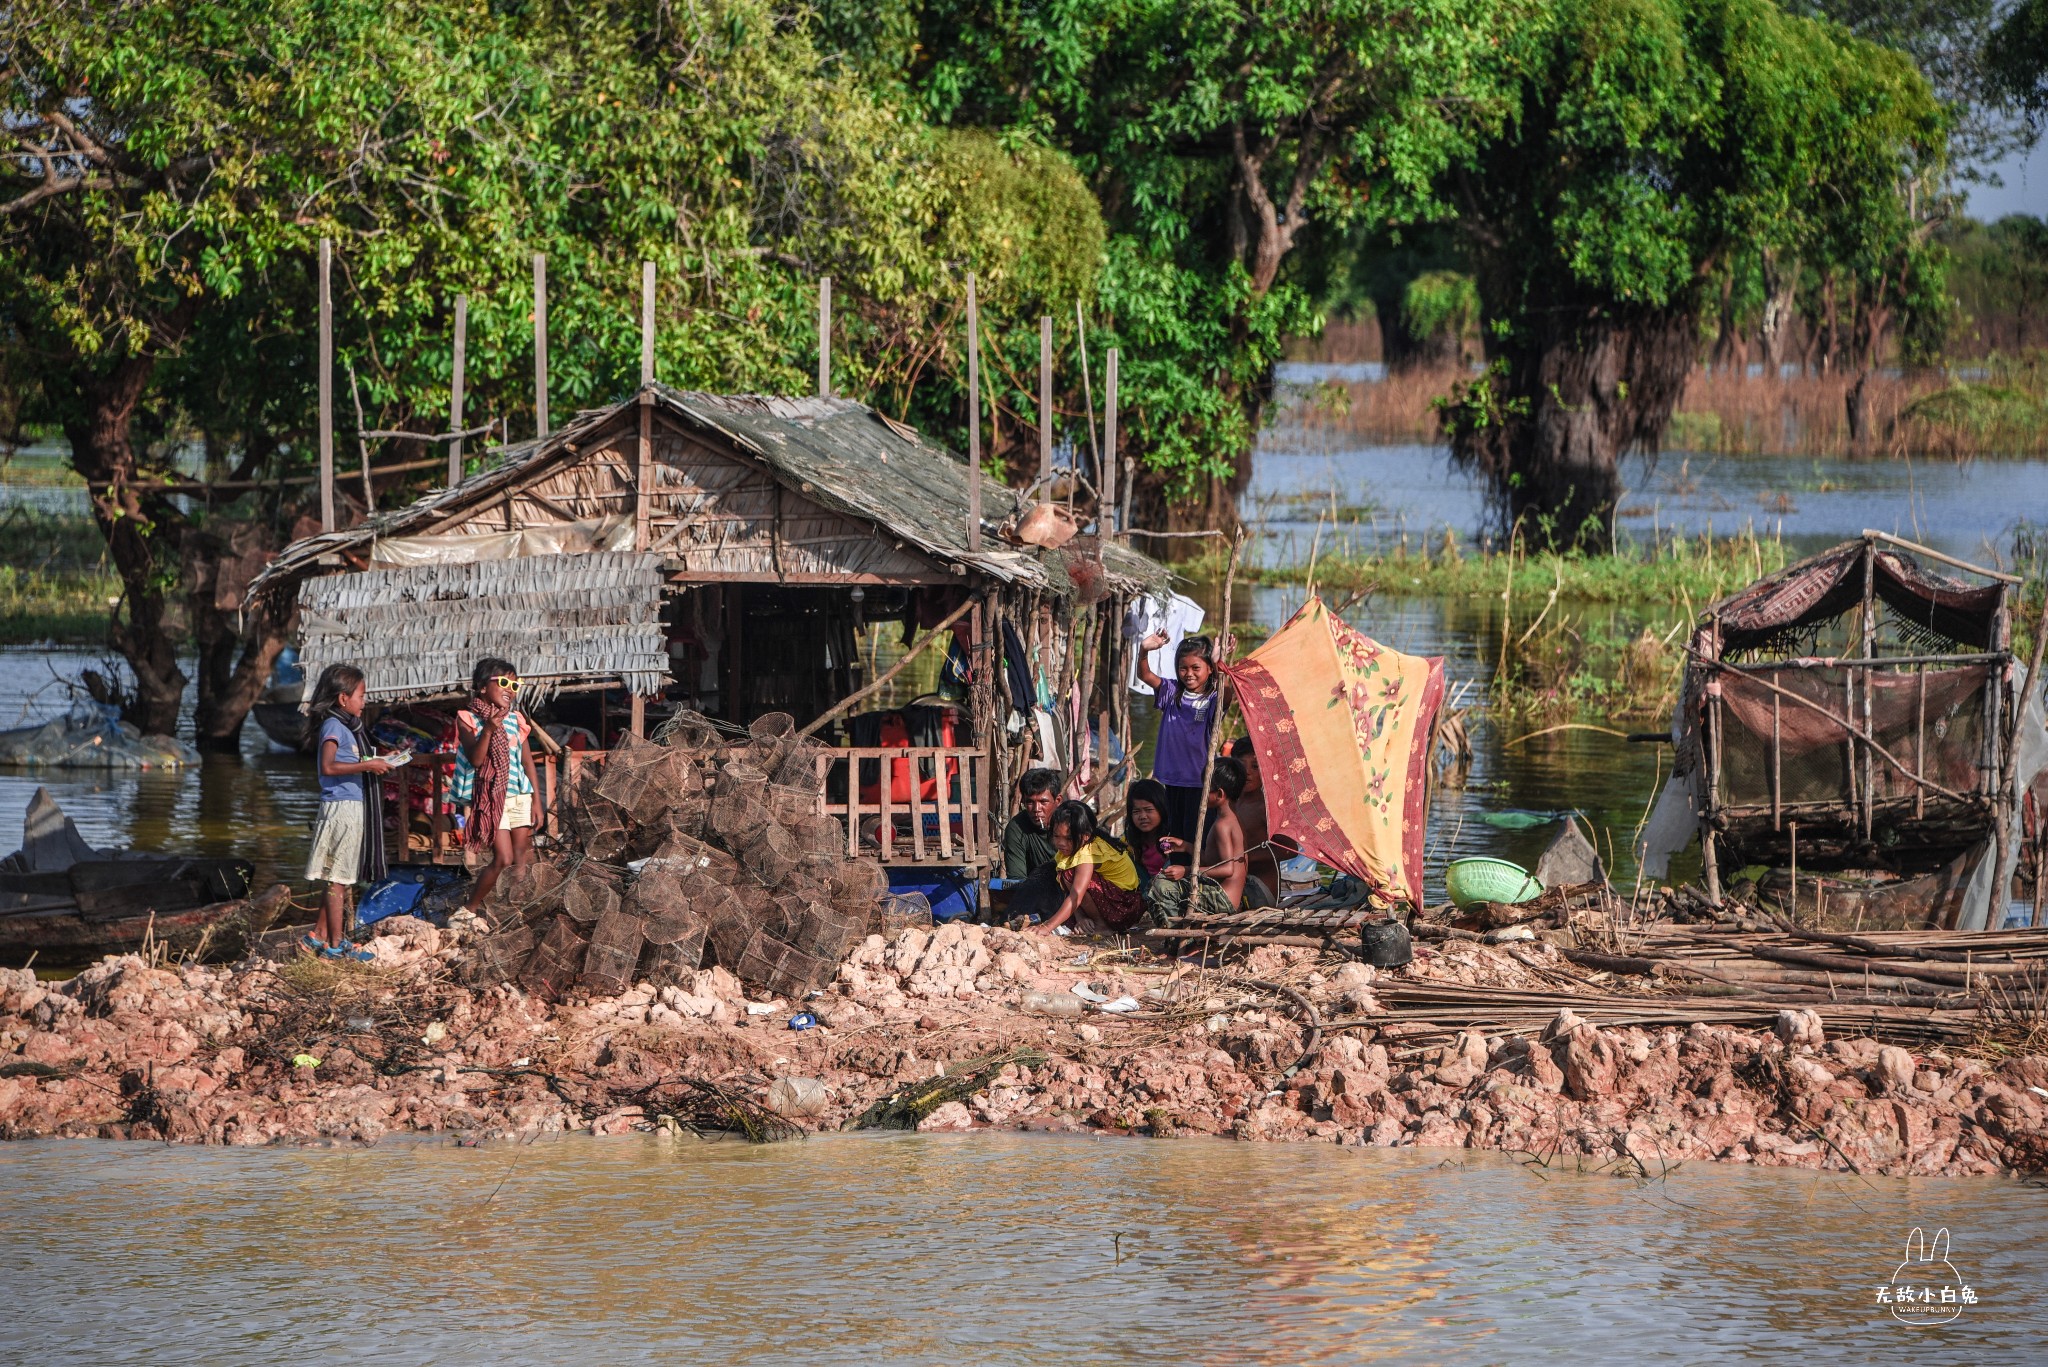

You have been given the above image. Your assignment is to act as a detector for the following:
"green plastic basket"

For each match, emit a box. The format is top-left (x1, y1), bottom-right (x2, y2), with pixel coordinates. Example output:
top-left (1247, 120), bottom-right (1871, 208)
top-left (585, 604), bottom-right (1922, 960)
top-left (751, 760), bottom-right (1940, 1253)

top-left (1444, 857), bottom-right (1543, 909)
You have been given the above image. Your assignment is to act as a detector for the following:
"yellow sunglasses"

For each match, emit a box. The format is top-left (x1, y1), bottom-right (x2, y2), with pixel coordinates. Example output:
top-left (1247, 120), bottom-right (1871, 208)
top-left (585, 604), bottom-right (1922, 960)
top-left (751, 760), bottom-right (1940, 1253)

top-left (491, 675), bottom-right (523, 692)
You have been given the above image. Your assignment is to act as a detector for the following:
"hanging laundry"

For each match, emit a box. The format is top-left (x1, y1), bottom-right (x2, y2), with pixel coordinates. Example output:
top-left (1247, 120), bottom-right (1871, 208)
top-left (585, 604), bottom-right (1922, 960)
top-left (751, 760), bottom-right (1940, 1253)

top-left (1123, 590), bottom-right (1206, 696)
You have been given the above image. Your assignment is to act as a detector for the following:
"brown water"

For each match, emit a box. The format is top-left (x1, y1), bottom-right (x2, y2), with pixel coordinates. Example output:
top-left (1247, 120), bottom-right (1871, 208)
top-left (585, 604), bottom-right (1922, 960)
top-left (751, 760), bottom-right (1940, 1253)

top-left (0, 1133), bottom-right (2042, 1363)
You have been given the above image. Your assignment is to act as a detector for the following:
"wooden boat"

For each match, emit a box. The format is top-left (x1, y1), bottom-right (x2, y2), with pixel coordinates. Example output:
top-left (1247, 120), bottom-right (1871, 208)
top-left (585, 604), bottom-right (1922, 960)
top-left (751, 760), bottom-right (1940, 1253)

top-left (253, 699), bottom-right (311, 751)
top-left (0, 882), bottom-right (288, 967)
top-left (0, 788), bottom-right (268, 966)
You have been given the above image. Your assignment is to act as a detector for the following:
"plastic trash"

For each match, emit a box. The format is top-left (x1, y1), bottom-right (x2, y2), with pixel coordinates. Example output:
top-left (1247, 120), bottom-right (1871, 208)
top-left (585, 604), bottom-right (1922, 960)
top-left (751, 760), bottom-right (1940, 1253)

top-left (766, 1076), bottom-right (829, 1118)
top-left (1097, 995), bottom-right (1141, 1014)
top-left (1480, 809), bottom-right (1570, 829)
top-left (1021, 991), bottom-right (1086, 1017)
top-left (744, 1001), bottom-right (780, 1016)
top-left (1070, 983), bottom-right (1110, 1003)
top-left (786, 1012), bottom-right (817, 1031)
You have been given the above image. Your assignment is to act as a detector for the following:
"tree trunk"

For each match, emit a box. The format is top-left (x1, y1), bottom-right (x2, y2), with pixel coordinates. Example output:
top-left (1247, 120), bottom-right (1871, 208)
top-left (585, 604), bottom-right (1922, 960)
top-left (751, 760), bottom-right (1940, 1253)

top-left (186, 521), bottom-right (290, 753)
top-left (62, 362), bottom-right (189, 738)
top-left (1446, 304), bottom-right (1697, 553)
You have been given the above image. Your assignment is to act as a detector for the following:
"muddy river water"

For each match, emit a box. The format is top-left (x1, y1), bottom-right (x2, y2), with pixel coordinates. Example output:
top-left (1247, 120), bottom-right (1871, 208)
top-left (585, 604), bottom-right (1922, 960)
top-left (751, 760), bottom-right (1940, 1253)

top-left (2, 1132), bottom-right (2044, 1364)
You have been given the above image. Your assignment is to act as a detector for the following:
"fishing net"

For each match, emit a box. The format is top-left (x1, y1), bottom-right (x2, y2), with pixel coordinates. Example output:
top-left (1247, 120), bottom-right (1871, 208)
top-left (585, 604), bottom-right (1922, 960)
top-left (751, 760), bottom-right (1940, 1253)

top-left (480, 861), bottom-right (566, 929)
top-left (470, 922), bottom-right (538, 982)
top-left (742, 821), bottom-right (800, 887)
top-left (711, 762), bottom-right (771, 844)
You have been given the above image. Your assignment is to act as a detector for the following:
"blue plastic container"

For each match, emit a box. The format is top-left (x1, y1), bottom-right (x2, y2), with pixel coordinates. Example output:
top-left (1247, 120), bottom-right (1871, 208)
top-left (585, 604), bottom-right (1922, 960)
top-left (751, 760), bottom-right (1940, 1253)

top-left (885, 868), bottom-right (978, 922)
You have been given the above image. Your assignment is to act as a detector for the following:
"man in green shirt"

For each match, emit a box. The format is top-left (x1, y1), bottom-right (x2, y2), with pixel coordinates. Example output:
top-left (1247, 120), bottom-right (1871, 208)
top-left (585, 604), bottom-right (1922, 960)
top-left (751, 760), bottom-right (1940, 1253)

top-left (999, 768), bottom-right (1062, 921)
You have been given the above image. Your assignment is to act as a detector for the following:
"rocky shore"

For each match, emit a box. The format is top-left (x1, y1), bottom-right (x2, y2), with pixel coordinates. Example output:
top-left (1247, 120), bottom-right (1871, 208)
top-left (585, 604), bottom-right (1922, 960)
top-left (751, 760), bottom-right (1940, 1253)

top-left (3, 916), bottom-right (2043, 1179)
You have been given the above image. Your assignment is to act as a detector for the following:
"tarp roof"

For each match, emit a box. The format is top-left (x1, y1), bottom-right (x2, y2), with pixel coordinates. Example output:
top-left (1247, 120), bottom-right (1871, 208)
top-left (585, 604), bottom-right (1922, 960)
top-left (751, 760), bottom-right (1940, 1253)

top-left (251, 384), bottom-right (1169, 601)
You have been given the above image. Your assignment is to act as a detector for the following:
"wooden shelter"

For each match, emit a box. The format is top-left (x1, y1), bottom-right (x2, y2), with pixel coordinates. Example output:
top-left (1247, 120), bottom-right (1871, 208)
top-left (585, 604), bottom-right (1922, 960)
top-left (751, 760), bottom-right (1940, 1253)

top-left (251, 383), bottom-right (1170, 884)
top-left (1641, 531), bottom-right (2044, 929)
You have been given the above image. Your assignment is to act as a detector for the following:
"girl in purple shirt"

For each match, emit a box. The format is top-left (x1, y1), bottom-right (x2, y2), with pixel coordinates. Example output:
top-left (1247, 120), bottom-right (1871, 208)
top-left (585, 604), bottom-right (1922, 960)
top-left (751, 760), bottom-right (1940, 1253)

top-left (1137, 633), bottom-right (1224, 841)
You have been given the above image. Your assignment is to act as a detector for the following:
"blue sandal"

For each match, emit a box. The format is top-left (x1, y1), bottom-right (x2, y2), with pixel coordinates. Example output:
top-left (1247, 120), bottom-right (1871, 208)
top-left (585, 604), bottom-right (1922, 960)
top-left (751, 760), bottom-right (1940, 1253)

top-left (321, 941), bottom-right (375, 963)
top-left (300, 933), bottom-right (328, 955)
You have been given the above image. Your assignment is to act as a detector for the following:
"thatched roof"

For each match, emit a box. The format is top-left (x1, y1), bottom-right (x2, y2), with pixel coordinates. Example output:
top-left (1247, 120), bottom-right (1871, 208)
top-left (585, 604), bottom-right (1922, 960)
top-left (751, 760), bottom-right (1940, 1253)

top-left (296, 553), bottom-right (669, 702)
top-left (251, 384), bottom-right (1169, 600)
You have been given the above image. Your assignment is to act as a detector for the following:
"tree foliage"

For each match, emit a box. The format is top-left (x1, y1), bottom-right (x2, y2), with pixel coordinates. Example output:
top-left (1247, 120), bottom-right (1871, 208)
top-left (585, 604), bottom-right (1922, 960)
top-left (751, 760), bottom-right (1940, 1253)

top-left (1438, 0), bottom-right (1947, 549)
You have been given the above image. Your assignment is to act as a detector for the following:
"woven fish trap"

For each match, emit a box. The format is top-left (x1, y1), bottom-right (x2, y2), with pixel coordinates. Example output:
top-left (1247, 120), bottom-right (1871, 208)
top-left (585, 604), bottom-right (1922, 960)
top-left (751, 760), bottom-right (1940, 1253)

top-left (793, 814), bottom-right (846, 859)
top-left (770, 736), bottom-right (830, 792)
top-left (878, 892), bottom-right (935, 935)
top-left (642, 899), bottom-right (707, 949)
top-left (637, 936), bottom-right (703, 986)
top-left (562, 863), bottom-right (624, 924)
top-left (580, 941), bottom-right (639, 997)
top-left (596, 731), bottom-right (666, 811)
top-left (708, 778), bottom-right (765, 844)
top-left (657, 708), bottom-right (725, 751)
top-left (764, 783), bottom-right (817, 826)
top-left (742, 821), bottom-right (800, 887)
top-left (747, 711), bottom-right (796, 773)
top-left (790, 900), bottom-right (861, 964)
top-left (471, 922), bottom-right (538, 982)
top-left (827, 856), bottom-right (889, 904)
top-left (656, 831), bottom-right (730, 875)
top-left (482, 861), bottom-right (567, 929)
top-left (627, 746), bottom-right (698, 823)
top-left (734, 927), bottom-right (827, 999)
top-left (590, 905), bottom-right (648, 956)
top-left (521, 914), bottom-right (589, 997)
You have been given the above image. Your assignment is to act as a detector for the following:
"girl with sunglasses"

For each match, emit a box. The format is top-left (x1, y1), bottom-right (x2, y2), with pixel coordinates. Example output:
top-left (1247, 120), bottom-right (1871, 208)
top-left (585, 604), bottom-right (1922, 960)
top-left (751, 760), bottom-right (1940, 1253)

top-left (452, 656), bottom-right (539, 907)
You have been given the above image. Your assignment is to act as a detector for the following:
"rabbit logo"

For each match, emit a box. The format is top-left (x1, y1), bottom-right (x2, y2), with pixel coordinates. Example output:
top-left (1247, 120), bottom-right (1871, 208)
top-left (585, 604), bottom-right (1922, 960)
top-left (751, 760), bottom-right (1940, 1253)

top-left (1877, 1227), bottom-right (1975, 1325)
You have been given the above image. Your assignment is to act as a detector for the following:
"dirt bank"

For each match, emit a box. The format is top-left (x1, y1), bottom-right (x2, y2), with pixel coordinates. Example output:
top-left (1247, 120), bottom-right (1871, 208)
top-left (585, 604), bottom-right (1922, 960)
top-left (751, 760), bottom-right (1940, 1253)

top-left (3, 917), bottom-right (2043, 1178)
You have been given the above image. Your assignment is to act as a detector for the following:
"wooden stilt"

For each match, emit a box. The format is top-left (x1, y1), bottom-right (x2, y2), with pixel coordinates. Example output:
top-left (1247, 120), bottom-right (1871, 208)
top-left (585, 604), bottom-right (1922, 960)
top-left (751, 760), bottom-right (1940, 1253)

top-left (818, 276), bottom-right (832, 398)
top-left (533, 253), bottom-right (549, 438)
top-left (318, 238), bottom-right (334, 532)
top-left (448, 294), bottom-right (467, 488)
top-left (1039, 314), bottom-right (1053, 481)
top-left (1104, 347), bottom-right (1118, 534)
top-left (966, 276), bottom-right (983, 554)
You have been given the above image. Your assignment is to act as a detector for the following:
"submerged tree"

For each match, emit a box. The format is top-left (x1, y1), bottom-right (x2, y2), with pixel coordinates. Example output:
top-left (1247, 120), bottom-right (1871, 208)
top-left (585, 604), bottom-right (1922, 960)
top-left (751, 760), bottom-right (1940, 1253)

top-left (1438, 0), bottom-right (1946, 550)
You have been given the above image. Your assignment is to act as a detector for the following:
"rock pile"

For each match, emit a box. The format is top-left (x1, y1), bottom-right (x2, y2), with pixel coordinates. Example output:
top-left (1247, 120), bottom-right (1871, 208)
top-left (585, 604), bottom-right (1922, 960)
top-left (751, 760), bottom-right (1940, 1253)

top-left (464, 714), bottom-right (901, 1001)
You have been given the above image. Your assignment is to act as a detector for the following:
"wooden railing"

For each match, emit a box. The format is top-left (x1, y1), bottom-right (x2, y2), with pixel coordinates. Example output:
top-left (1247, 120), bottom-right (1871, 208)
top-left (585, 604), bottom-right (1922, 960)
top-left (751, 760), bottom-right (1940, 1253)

top-left (386, 743), bottom-right (989, 870)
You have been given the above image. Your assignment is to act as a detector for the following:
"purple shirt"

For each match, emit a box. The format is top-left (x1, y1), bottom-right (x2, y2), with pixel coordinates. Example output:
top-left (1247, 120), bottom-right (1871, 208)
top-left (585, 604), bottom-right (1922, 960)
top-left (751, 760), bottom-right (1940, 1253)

top-left (1152, 679), bottom-right (1219, 786)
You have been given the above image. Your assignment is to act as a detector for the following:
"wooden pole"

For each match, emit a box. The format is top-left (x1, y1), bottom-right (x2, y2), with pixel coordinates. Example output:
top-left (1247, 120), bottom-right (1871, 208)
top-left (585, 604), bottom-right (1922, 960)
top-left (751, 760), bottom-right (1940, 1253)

top-left (318, 238), bottom-right (334, 532)
top-left (448, 294), bottom-right (467, 488)
top-left (633, 261), bottom-right (655, 738)
top-left (1039, 314), bottom-right (1054, 481)
top-left (799, 597), bottom-right (976, 737)
top-left (640, 260), bottom-right (655, 386)
top-left (1104, 347), bottom-right (1119, 535)
top-left (533, 253), bottom-right (549, 438)
top-left (818, 275), bottom-right (832, 398)
top-left (1075, 299), bottom-right (1100, 503)
top-left (966, 275), bottom-right (983, 554)
top-left (346, 361), bottom-right (373, 516)
top-left (1185, 532), bottom-right (1244, 904)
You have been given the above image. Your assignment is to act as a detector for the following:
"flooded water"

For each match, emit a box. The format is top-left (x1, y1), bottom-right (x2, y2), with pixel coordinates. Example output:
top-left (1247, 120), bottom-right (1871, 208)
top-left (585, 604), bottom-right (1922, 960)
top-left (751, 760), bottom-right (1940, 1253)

top-left (1, 1132), bottom-right (2042, 1364)
top-left (0, 648), bottom-right (318, 891)
top-left (1249, 437), bottom-right (2048, 566)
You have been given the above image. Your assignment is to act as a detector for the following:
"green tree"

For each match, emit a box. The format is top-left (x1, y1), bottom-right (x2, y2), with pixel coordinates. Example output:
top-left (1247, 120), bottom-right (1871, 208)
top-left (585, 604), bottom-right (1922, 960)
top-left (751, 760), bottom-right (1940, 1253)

top-left (1437, 0), bottom-right (1946, 550)
top-left (897, 0), bottom-right (1511, 515)
top-left (1990, 0), bottom-right (2048, 133)
top-left (1, 0), bottom-right (1097, 741)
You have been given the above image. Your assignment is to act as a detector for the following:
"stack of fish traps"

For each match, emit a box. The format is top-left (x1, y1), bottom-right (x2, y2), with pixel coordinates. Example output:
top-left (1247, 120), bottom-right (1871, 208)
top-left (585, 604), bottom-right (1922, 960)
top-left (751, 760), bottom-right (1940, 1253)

top-left (465, 711), bottom-right (905, 1000)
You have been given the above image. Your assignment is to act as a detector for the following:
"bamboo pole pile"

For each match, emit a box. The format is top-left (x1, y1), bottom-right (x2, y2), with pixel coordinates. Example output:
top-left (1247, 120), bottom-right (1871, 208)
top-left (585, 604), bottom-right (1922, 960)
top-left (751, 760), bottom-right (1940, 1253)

top-left (1366, 980), bottom-right (1987, 1045)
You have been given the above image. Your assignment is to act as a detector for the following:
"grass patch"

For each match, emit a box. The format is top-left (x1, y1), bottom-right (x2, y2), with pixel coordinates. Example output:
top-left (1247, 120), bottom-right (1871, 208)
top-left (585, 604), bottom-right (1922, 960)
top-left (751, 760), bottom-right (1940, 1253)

top-left (0, 508), bottom-right (117, 645)
top-left (1247, 525), bottom-right (1793, 610)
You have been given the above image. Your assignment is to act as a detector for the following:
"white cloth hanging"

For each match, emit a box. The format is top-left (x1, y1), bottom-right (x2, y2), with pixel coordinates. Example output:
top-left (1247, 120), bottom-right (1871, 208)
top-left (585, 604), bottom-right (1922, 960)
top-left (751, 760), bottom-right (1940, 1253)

top-left (1123, 591), bottom-right (1206, 696)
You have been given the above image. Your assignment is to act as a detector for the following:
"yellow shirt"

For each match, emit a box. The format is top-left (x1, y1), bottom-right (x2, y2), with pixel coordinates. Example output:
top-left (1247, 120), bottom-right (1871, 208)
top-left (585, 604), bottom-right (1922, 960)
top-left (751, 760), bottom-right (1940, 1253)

top-left (1054, 836), bottom-right (1140, 892)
